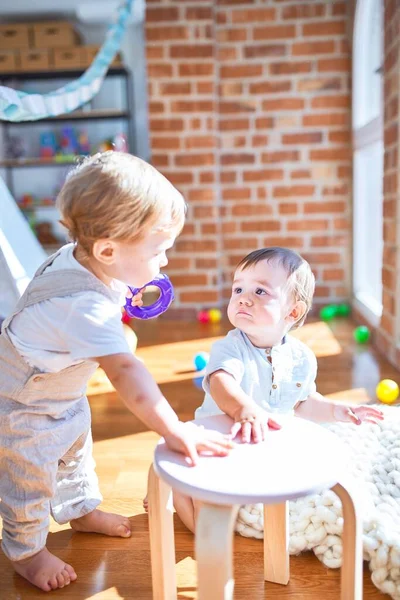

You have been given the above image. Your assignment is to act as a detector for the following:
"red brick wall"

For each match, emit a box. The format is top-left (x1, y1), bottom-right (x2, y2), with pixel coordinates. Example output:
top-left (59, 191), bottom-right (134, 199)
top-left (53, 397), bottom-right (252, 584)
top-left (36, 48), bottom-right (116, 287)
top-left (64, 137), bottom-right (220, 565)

top-left (146, 0), bottom-right (352, 315)
top-left (378, 0), bottom-right (400, 367)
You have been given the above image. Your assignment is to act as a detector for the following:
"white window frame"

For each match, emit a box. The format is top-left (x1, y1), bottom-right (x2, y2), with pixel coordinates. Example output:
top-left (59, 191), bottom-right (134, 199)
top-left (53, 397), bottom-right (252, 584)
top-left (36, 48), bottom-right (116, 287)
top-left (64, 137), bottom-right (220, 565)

top-left (352, 0), bottom-right (384, 327)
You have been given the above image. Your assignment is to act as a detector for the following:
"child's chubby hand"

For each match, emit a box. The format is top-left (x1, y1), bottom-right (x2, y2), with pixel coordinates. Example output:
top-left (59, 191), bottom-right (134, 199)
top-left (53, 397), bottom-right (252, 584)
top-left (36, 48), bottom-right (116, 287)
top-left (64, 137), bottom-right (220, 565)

top-left (333, 403), bottom-right (384, 425)
top-left (231, 404), bottom-right (281, 444)
top-left (164, 421), bottom-right (234, 466)
top-left (126, 286), bottom-right (146, 308)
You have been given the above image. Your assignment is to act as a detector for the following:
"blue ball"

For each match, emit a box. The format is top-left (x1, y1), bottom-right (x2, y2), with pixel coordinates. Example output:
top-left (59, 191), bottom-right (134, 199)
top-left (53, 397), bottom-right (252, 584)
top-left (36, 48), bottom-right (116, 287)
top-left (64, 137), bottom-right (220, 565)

top-left (193, 351), bottom-right (210, 371)
top-left (193, 376), bottom-right (204, 390)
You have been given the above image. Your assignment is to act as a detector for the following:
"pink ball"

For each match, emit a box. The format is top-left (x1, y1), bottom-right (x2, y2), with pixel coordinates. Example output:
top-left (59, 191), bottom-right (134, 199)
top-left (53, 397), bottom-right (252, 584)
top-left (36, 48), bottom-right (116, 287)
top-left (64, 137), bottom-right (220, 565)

top-left (197, 310), bottom-right (210, 324)
top-left (121, 311), bottom-right (131, 324)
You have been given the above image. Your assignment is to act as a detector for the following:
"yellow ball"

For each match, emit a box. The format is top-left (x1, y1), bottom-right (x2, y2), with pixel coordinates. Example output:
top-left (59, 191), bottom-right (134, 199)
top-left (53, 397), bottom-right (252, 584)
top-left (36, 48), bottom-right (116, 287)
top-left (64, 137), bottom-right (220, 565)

top-left (376, 379), bottom-right (399, 404)
top-left (208, 308), bottom-right (222, 323)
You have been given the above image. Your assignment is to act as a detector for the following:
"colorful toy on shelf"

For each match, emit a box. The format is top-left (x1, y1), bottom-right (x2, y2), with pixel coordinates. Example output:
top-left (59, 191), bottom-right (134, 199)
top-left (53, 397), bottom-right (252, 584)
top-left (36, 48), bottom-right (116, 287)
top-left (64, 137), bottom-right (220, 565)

top-left (59, 126), bottom-right (79, 156)
top-left (78, 131), bottom-right (91, 155)
top-left (124, 274), bottom-right (174, 320)
top-left (18, 193), bottom-right (35, 208)
top-left (376, 379), bottom-right (399, 404)
top-left (193, 351), bottom-right (210, 372)
top-left (98, 138), bottom-right (114, 153)
top-left (39, 132), bottom-right (57, 159)
top-left (353, 325), bottom-right (371, 344)
top-left (18, 194), bottom-right (56, 209)
top-left (41, 196), bottom-right (55, 206)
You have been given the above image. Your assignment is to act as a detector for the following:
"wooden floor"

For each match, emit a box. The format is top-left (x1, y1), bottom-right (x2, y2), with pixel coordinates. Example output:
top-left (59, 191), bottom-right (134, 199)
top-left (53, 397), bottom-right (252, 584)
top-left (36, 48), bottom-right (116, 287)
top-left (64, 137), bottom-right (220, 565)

top-left (1, 317), bottom-right (399, 599)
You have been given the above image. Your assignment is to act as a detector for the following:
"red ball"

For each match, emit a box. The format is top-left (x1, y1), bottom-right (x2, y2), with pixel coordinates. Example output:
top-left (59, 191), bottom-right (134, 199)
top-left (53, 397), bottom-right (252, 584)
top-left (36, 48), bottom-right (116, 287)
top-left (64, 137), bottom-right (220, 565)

top-left (197, 310), bottom-right (210, 324)
top-left (121, 311), bottom-right (131, 324)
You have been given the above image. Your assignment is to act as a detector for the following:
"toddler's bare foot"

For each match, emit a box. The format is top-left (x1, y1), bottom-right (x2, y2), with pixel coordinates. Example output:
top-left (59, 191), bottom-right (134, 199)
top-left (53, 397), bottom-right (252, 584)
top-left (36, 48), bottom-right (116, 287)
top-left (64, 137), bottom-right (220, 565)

top-left (70, 509), bottom-right (131, 538)
top-left (12, 547), bottom-right (77, 592)
top-left (143, 495), bottom-right (149, 513)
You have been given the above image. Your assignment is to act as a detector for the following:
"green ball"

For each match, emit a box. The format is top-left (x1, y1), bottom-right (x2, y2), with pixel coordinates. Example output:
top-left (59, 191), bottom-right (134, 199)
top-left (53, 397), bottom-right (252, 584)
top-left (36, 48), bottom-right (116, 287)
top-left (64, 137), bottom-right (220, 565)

top-left (336, 303), bottom-right (351, 317)
top-left (319, 305), bottom-right (338, 321)
top-left (353, 325), bottom-right (370, 344)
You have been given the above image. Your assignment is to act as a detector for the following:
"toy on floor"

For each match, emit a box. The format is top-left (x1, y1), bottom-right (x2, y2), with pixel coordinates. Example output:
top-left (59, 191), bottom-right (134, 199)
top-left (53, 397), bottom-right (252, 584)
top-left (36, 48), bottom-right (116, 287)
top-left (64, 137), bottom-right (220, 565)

top-left (197, 310), bottom-right (210, 324)
top-left (124, 274), bottom-right (174, 320)
top-left (208, 308), bottom-right (222, 323)
top-left (353, 325), bottom-right (371, 344)
top-left (376, 379), bottom-right (399, 404)
top-left (193, 351), bottom-right (210, 371)
top-left (320, 303), bottom-right (351, 321)
top-left (121, 310), bottom-right (131, 325)
top-left (197, 308), bottom-right (222, 324)
top-left (193, 375), bottom-right (204, 390)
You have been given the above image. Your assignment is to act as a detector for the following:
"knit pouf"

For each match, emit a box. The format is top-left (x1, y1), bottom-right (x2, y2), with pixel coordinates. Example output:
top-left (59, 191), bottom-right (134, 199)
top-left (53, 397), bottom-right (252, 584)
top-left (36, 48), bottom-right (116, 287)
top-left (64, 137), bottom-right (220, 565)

top-left (235, 406), bottom-right (400, 599)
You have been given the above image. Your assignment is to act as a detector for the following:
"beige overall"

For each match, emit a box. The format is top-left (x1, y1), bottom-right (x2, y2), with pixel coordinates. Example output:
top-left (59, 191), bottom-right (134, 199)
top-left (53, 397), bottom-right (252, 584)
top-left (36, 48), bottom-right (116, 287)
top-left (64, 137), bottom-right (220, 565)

top-left (0, 250), bottom-right (115, 561)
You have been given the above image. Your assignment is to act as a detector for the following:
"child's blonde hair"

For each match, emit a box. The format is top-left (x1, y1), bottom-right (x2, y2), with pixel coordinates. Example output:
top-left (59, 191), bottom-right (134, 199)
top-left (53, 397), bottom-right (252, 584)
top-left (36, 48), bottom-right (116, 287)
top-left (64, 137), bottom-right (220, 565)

top-left (236, 247), bottom-right (315, 329)
top-left (57, 151), bottom-right (186, 254)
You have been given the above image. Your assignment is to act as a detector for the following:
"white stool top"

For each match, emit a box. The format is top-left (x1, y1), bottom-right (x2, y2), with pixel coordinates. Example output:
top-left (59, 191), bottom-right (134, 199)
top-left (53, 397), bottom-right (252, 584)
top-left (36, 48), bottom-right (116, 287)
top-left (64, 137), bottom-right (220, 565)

top-left (154, 415), bottom-right (348, 505)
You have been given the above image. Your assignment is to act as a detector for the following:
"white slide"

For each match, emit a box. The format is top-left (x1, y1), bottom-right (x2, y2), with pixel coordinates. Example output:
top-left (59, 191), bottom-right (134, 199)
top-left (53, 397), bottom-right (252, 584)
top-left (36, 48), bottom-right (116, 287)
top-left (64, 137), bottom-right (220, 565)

top-left (0, 176), bottom-right (46, 317)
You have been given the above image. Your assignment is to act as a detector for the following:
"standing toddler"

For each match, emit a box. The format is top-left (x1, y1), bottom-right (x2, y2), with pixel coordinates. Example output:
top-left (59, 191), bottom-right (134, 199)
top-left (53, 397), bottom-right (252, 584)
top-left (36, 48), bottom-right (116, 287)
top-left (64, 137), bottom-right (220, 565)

top-left (0, 152), bottom-right (232, 591)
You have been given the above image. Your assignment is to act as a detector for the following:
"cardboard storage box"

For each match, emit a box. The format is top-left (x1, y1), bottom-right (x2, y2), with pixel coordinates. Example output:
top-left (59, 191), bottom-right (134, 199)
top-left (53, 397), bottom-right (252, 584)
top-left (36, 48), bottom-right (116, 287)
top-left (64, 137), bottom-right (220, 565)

top-left (0, 50), bottom-right (18, 74)
top-left (32, 22), bottom-right (80, 48)
top-left (0, 24), bottom-right (31, 50)
top-left (19, 49), bottom-right (51, 72)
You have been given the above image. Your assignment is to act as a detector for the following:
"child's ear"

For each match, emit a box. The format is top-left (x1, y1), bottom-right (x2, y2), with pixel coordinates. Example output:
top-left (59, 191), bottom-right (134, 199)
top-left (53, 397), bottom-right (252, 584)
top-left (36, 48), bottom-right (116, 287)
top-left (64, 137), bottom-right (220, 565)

top-left (287, 300), bottom-right (307, 325)
top-left (92, 239), bottom-right (116, 265)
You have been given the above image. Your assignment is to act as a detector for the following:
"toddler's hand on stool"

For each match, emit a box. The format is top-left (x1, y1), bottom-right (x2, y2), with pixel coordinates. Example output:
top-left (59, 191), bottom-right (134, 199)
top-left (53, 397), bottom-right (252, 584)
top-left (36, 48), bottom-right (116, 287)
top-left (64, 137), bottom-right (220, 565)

top-left (231, 404), bottom-right (281, 444)
top-left (164, 421), bottom-right (234, 466)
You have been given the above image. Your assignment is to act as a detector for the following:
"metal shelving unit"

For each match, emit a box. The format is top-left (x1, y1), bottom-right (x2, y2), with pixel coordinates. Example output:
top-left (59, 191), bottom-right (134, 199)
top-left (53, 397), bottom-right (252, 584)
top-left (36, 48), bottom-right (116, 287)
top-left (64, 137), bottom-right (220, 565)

top-left (0, 66), bottom-right (135, 253)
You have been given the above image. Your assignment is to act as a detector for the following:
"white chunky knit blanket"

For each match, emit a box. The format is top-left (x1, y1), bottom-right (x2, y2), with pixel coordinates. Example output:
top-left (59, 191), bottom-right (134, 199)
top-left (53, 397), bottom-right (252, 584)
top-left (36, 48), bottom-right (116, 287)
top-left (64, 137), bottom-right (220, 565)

top-left (235, 406), bottom-right (400, 599)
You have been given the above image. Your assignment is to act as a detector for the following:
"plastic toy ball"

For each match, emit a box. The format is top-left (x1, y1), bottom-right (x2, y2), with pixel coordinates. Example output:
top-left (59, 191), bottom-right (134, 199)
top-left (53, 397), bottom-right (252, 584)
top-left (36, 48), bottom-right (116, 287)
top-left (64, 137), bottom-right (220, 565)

top-left (193, 351), bottom-right (210, 371)
top-left (336, 303), bottom-right (351, 317)
top-left (208, 308), bottom-right (222, 323)
top-left (376, 379), bottom-right (399, 404)
top-left (353, 325), bottom-right (371, 344)
top-left (320, 304), bottom-right (338, 321)
top-left (121, 311), bottom-right (131, 324)
top-left (193, 376), bottom-right (204, 390)
top-left (197, 310), bottom-right (210, 324)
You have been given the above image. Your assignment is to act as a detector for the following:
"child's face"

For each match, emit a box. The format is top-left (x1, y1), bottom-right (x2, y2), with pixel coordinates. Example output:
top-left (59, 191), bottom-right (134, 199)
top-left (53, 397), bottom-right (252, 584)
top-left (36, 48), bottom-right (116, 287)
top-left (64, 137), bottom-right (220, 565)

top-left (111, 229), bottom-right (176, 286)
top-left (227, 260), bottom-right (296, 343)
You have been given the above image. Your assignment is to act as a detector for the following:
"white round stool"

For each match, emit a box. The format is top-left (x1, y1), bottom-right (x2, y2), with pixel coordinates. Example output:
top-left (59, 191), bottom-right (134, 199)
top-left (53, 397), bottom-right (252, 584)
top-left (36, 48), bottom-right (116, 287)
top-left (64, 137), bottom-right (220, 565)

top-left (147, 415), bottom-right (362, 600)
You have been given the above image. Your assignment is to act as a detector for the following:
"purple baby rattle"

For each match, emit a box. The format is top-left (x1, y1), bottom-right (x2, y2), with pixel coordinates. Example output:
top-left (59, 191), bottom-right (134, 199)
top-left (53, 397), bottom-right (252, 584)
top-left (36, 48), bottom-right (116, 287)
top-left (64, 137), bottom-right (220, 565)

top-left (124, 274), bottom-right (174, 320)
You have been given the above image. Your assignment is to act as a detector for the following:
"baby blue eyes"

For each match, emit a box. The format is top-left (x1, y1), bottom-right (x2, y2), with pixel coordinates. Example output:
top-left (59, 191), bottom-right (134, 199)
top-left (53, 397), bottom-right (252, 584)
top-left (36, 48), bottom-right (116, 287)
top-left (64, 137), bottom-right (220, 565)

top-left (233, 288), bottom-right (267, 295)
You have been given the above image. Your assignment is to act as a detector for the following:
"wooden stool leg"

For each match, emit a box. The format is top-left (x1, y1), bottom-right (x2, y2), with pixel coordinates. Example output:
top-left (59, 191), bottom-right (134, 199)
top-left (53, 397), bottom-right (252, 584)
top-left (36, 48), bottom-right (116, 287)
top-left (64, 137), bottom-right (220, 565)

top-left (195, 503), bottom-right (239, 600)
top-left (332, 483), bottom-right (363, 600)
top-left (263, 501), bottom-right (290, 585)
top-left (147, 465), bottom-right (177, 600)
